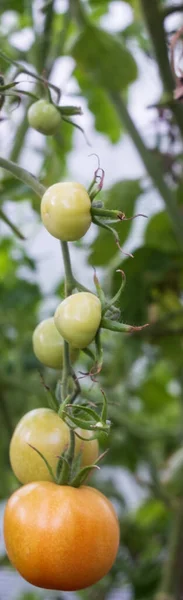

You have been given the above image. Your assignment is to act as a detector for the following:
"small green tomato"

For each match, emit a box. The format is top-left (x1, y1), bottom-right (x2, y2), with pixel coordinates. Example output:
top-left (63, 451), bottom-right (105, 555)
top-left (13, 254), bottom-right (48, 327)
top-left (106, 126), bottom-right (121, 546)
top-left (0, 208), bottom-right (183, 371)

top-left (54, 292), bottom-right (102, 349)
top-left (28, 99), bottom-right (61, 135)
top-left (9, 408), bottom-right (99, 484)
top-left (41, 182), bottom-right (91, 241)
top-left (32, 317), bottom-right (79, 369)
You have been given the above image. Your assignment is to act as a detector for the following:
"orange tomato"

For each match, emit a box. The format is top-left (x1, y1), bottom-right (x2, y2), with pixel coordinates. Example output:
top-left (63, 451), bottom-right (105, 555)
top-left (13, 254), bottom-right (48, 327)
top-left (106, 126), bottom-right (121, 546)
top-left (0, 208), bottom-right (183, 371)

top-left (4, 481), bottom-right (120, 591)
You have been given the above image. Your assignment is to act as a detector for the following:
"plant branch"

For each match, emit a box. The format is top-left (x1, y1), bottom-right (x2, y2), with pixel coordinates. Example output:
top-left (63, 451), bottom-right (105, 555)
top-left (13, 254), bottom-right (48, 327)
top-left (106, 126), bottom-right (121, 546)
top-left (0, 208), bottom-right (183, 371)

top-left (110, 92), bottom-right (183, 248)
top-left (60, 241), bottom-right (75, 296)
top-left (140, 0), bottom-right (183, 137)
top-left (157, 504), bottom-right (183, 599)
top-left (0, 207), bottom-right (25, 240)
top-left (69, 0), bottom-right (88, 27)
top-left (61, 341), bottom-right (72, 402)
top-left (0, 156), bottom-right (45, 197)
top-left (162, 4), bottom-right (183, 19)
top-left (59, 241), bottom-right (79, 405)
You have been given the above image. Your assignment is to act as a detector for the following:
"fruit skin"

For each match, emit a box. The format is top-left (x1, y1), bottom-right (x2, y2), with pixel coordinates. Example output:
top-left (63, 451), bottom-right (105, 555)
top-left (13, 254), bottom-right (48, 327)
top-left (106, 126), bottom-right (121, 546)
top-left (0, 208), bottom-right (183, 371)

top-left (9, 408), bottom-right (99, 484)
top-left (28, 99), bottom-right (61, 135)
top-left (4, 481), bottom-right (120, 591)
top-left (41, 182), bottom-right (91, 240)
top-left (54, 292), bottom-right (101, 349)
top-left (32, 317), bottom-right (79, 369)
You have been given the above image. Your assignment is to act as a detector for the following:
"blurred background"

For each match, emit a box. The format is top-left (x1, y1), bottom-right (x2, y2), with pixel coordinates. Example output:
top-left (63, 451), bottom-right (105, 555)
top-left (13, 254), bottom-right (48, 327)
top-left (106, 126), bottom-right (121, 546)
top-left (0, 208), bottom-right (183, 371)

top-left (1, 0), bottom-right (183, 598)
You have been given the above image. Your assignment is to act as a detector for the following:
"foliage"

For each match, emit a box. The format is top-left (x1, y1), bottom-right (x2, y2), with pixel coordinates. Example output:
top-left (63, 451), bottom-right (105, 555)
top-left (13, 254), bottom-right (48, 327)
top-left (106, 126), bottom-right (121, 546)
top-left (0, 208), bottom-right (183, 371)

top-left (1, 0), bottom-right (183, 599)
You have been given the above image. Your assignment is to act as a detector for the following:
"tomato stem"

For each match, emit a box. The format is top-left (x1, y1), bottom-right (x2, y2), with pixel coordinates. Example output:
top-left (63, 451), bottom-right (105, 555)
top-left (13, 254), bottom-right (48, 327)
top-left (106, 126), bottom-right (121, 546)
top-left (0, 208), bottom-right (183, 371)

top-left (0, 156), bottom-right (45, 198)
top-left (60, 241), bottom-right (74, 296)
top-left (101, 318), bottom-right (149, 333)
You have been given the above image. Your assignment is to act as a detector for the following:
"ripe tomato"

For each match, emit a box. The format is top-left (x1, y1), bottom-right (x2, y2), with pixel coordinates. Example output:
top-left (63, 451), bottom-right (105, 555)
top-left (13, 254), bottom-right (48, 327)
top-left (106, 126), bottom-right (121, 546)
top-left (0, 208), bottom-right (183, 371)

top-left (28, 99), bottom-right (61, 135)
top-left (32, 317), bottom-right (79, 369)
top-left (4, 482), bottom-right (120, 590)
top-left (41, 182), bottom-right (91, 240)
top-left (9, 408), bottom-right (99, 484)
top-left (54, 292), bottom-right (101, 349)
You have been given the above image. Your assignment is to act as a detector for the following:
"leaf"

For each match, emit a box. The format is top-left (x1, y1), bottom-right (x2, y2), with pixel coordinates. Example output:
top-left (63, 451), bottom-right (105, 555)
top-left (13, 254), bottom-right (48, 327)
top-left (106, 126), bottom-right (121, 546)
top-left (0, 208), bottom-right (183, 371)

top-left (137, 379), bottom-right (175, 413)
top-left (135, 499), bottom-right (167, 530)
top-left (112, 246), bottom-right (183, 324)
top-left (0, 0), bottom-right (24, 12)
top-left (75, 68), bottom-right (122, 142)
top-left (71, 24), bottom-right (137, 92)
top-left (89, 179), bottom-right (142, 266)
top-left (144, 211), bottom-right (179, 252)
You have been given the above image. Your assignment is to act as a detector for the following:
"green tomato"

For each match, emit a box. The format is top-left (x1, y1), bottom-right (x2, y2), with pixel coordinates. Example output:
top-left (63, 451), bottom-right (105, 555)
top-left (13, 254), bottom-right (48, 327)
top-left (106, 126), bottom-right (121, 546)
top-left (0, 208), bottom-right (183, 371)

top-left (54, 292), bottom-right (102, 349)
top-left (32, 317), bottom-right (79, 369)
top-left (10, 408), bottom-right (99, 484)
top-left (28, 99), bottom-right (61, 135)
top-left (41, 182), bottom-right (91, 241)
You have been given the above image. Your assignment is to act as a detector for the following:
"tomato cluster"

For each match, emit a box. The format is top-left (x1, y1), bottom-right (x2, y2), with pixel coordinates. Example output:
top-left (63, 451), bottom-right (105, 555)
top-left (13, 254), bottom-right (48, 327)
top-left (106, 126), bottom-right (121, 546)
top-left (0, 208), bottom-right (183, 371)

top-left (4, 155), bottom-right (119, 591)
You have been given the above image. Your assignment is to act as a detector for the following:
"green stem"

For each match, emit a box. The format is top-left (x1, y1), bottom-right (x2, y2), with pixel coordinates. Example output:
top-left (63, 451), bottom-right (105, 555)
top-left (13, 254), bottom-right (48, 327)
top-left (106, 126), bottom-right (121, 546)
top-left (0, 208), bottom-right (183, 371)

top-left (66, 429), bottom-right (75, 468)
top-left (35, 0), bottom-right (55, 75)
top-left (157, 505), bottom-right (183, 599)
top-left (60, 241), bottom-right (74, 295)
top-left (69, 0), bottom-right (88, 27)
top-left (110, 92), bottom-right (183, 248)
top-left (59, 241), bottom-right (80, 408)
top-left (0, 51), bottom-right (60, 103)
top-left (0, 207), bottom-right (25, 240)
top-left (101, 318), bottom-right (132, 333)
top-left (101, 317), bottom-right (148, 333)
top-left (91, 207), bottom-right (120, 219)
top-left (10, 112), bottom-right (30, 163)
top-left (61, 341), bottom-right (71, 402)
top-left (0, 156), bottom-right (45, 197)
top-left (140, 0), bottom-right (183, 137)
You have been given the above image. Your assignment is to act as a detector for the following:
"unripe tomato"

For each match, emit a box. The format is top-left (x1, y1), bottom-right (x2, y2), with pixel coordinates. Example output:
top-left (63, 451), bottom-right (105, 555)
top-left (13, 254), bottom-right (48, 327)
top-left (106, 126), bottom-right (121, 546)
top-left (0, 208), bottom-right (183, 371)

top-left (54, 292), bottom-right (102, 349)
top-left (4, 482), bottom-right (120, 590)
top-left (28, 99), bottom-right (61, 135)
top-left (32, 317), bottom-right (79, 369)
top-left (9, 408), bottom-right (99, 484)
top-left (41, 182), bottom-right (91, 240)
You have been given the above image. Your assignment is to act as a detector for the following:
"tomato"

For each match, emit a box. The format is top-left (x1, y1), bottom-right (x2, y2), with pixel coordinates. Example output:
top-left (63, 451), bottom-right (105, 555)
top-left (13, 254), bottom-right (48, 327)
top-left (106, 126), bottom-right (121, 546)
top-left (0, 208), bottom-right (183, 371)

top-left (9, 408), bottom-right (99, 484)
top-left (28, 99), bottom-right (61, 135)
top-left (54, 292), bottom-right (101, 349)
top-left (4, 481), bottom-right (119, 590)
top-left (41, 182), bottom-right (91, 240)
top-left (32, 317), bottom-right (79, 369)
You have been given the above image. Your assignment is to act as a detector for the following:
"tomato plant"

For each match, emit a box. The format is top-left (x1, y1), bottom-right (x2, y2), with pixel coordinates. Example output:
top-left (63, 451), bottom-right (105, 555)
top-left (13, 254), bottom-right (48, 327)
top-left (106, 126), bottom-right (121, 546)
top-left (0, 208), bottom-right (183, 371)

top-left (41, 182), bottom-right (91, 240)
top-left (54, 291), bottom-right (102, 349)
top-left (4, 481), bottom-right (119, 591)
top-left (9, 408), bottom-right (99, 484)
top-left (32, 317), bottom-right (79, 369)
top-left (28, 99), bottom-right (61, 135)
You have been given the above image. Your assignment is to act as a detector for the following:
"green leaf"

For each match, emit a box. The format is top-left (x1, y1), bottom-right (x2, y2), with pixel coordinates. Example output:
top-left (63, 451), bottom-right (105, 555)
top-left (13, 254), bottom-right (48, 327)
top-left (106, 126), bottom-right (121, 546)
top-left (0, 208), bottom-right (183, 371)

top-left (135, 499), bottom-right (167, 530)
top-left (137, 378), bottom-right (175, 413)
top-left (112, 246), bottom-right (183, 324)
top-left (144, 211), bottom-right (179, 252)
top-left (0, 0), bottom-right (24, 12)
top-left (75, 68), bottom-right (122, 142)
top-left (89, 179), bottom-right (142, 266)
top-left (71, 25), bottom-right (137, 92)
